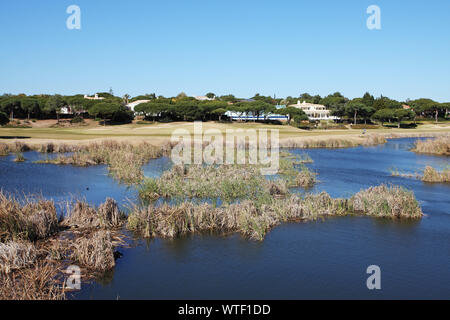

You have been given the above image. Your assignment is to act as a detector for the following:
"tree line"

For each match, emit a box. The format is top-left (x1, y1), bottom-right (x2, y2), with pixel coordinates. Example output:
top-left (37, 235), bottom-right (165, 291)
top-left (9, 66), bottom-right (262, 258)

top-left (1, 91), bottom-right (449, 127)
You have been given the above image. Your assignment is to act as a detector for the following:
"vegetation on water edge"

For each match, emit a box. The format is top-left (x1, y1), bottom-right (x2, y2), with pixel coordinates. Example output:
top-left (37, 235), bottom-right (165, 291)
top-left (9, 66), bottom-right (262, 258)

top-left (129, 184), bottom-right (423, 241)
top-left (422, 166), bottom-right (450, 183)
top-left (72, 231), bottom-right (116, 272)
top-left (390, 165), bottom-right (450, 183)
top-left (0, 192), bottom-right (126, 300)
top-left (36, 141), bottom-right (169, 184)
top-left (349, 185), bottom-right (423, 218)
top-left (13, 151), bottom-right (25, 162)
top-left (412, 136), bottom-right (450, 156)
top-left (139, 158), bottom-right (317, 203)
top-left (0, 193), bottom-right (60, 242)
top-left (280, 134), bottom-right (387, 149)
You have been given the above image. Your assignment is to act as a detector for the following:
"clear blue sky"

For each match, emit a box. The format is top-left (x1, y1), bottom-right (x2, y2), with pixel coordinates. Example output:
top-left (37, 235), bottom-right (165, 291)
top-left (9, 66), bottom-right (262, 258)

top-left (1, 0), bottom-right (449, 101)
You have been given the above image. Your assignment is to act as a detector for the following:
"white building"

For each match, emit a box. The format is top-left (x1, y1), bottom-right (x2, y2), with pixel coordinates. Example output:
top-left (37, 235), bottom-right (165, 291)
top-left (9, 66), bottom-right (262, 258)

top-left (289, 101), bottom-right (339, 121)
top-left (194, 96), bottom-right (214, 101)
top-left (83, 94), bottom-right (105, 100)
top-left (126, 100), bottom-right (150, 112)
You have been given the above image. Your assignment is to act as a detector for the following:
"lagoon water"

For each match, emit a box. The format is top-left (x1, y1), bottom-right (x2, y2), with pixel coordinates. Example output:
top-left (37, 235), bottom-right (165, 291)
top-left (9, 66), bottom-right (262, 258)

top-left (0, 138), bottom-right (449, 299)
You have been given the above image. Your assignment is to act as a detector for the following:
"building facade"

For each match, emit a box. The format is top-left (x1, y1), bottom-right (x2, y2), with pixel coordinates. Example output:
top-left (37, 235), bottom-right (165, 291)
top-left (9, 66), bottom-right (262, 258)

top-left (289, 101), bottom-right (339, 121)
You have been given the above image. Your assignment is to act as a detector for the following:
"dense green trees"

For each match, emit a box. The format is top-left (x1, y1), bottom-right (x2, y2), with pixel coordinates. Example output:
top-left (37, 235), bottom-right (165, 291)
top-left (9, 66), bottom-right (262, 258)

top-left (0, 112), bottom-right (9, 126)
top-left (278, 107), bottom-right (308, 125)
top-left (372, 109), bottom-right (395, 126)
top-left (409, 98), bottom-right (446, 123)
top-left (88, 103), bottom-right (133, 125)
top-left (0, 91), bottom-right (448, 127)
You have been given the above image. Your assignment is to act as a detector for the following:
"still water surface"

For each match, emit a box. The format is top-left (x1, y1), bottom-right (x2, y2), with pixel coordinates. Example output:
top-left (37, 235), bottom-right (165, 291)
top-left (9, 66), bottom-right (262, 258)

top-left (0, 138), bottom-right (449, 299)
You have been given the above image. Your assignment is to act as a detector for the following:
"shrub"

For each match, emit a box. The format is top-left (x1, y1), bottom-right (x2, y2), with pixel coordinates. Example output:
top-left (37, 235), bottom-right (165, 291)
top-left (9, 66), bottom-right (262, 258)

top-left (70, 116), bottom-right (85, 124)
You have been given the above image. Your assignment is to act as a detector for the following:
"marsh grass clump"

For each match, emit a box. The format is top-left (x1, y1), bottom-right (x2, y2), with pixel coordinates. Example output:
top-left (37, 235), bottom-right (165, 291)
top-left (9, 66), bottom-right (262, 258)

top-left (280, 134), bottom-right (387, 149)
top-left (128, 193), bottom-right (343, 241)
top-left (72, 230), bottom-right (116, 272)
top-left (37, 141), bottom-right (168, 184)
top-left (12, 141), bottom-right (31, 153)
top-left (294, 166), bottom-right (317, 188)
top-left (350, 185), bottom-right (423, 219)
top-left (127, 193), bottom-right (347, 241)
top-left (0, 194), bottom-right (124, 299)
top-left (422, 166), bottom-right (450, 183)
top-left (129, 183), bottom-right (422, 241)
top-left (362, 135), bottom-right (387, 146)
top-left (0, 262), bottom-right (65, 300)
top-left (0, 192), bottom-right (60, 242)
top-left (278, 158), bottom-right (317, 188)
top-left (0, 143), bottom-right (9, 156)
top-left (0, 241), bottom-right (38, 274)
top-left (39, 142), bottom-right (55, 153)
top-left (139, 164), bottom-right (270, 203)
top-left (412, 136), bottom-right (450, 156)
top-left (63, 198), bottom-right (125, 230)
top-left (13, 151), bottom-right (25, 162)
top-left (265, 180), bottom-right (288, 196)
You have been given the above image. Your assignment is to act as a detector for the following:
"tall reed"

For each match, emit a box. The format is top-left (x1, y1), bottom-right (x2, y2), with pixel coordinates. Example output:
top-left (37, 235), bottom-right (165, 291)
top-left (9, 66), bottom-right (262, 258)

top-left (422, 166), bottom-right (450, 183)
top-left (412, 136), bottom-right (450, 156)
top-left (0, 192), bottom-right (60, 242)
top-left (37, 141), bottom-right (168, 184)
top-left (129, 184), bottom-right (422, 241)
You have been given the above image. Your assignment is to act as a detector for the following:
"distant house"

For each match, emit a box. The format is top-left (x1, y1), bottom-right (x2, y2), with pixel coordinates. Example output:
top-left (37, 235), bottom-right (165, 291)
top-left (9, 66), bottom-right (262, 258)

top-left (402, 104), bottom-right (411, 110)
top-left (84, 94), bottom-right (105, 101)
top-left (289, 101), bottom-right (339, 121)
top-left (194, 96), bottom-right (214, 101)
top-left (126, 100), bottom-right (150, 112)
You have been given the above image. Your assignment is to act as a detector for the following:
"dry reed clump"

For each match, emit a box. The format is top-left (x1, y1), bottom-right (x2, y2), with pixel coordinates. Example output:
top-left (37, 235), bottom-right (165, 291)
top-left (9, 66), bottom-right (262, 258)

top-left (350, 185), bottom-right (423, 219)
top-left (129, 184), bottom-right (422, 241)
top-left (362, 134), bottom-right (387, 146)
top-left (0, 262), bottom-right (65, 300)
top-left (13, 151), bottom-right (25, 162)
top-left (72, 230), bottom-right (116, 272)
top-left (139, 164), bottom-right (270, 203)
top-left (412, 136), bottom-right (450, 156)
top-left (63, 198), bottom-right (125, 229)
top-left (0, 241), bottom-right (38, 274)
top-left (37, 141), bottom-right (168, 184)
top-left (280, 134), bottom-right (387, 149)
top-left (128, 193), bottom-right (347, 241)
top-left (278, 158), bottom-right (318, 188)
top-left (265, 180), bottom-right (288, 196)
top-left (294, 167), bottom-right (317, 188)
top-left (0, 143), bottom-right (9, 156)
top-left (12, 141), bottom-right (31, 153)
top-left (0, 192), bottom-right (59, 242)
top-left (39, 142), bottom-right (54, 153)
top-left (422, 166), bottom-right (450, 183)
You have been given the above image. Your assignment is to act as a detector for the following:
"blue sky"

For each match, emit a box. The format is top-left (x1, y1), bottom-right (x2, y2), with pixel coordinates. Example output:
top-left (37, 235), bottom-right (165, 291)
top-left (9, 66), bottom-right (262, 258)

top-left (1, 0), bottom-right (449, 101)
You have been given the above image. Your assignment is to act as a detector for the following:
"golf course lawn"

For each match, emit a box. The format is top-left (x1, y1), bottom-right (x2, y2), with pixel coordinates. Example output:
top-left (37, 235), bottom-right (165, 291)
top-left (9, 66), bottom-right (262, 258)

top-left (1, 120), bottom-right (449, 146)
